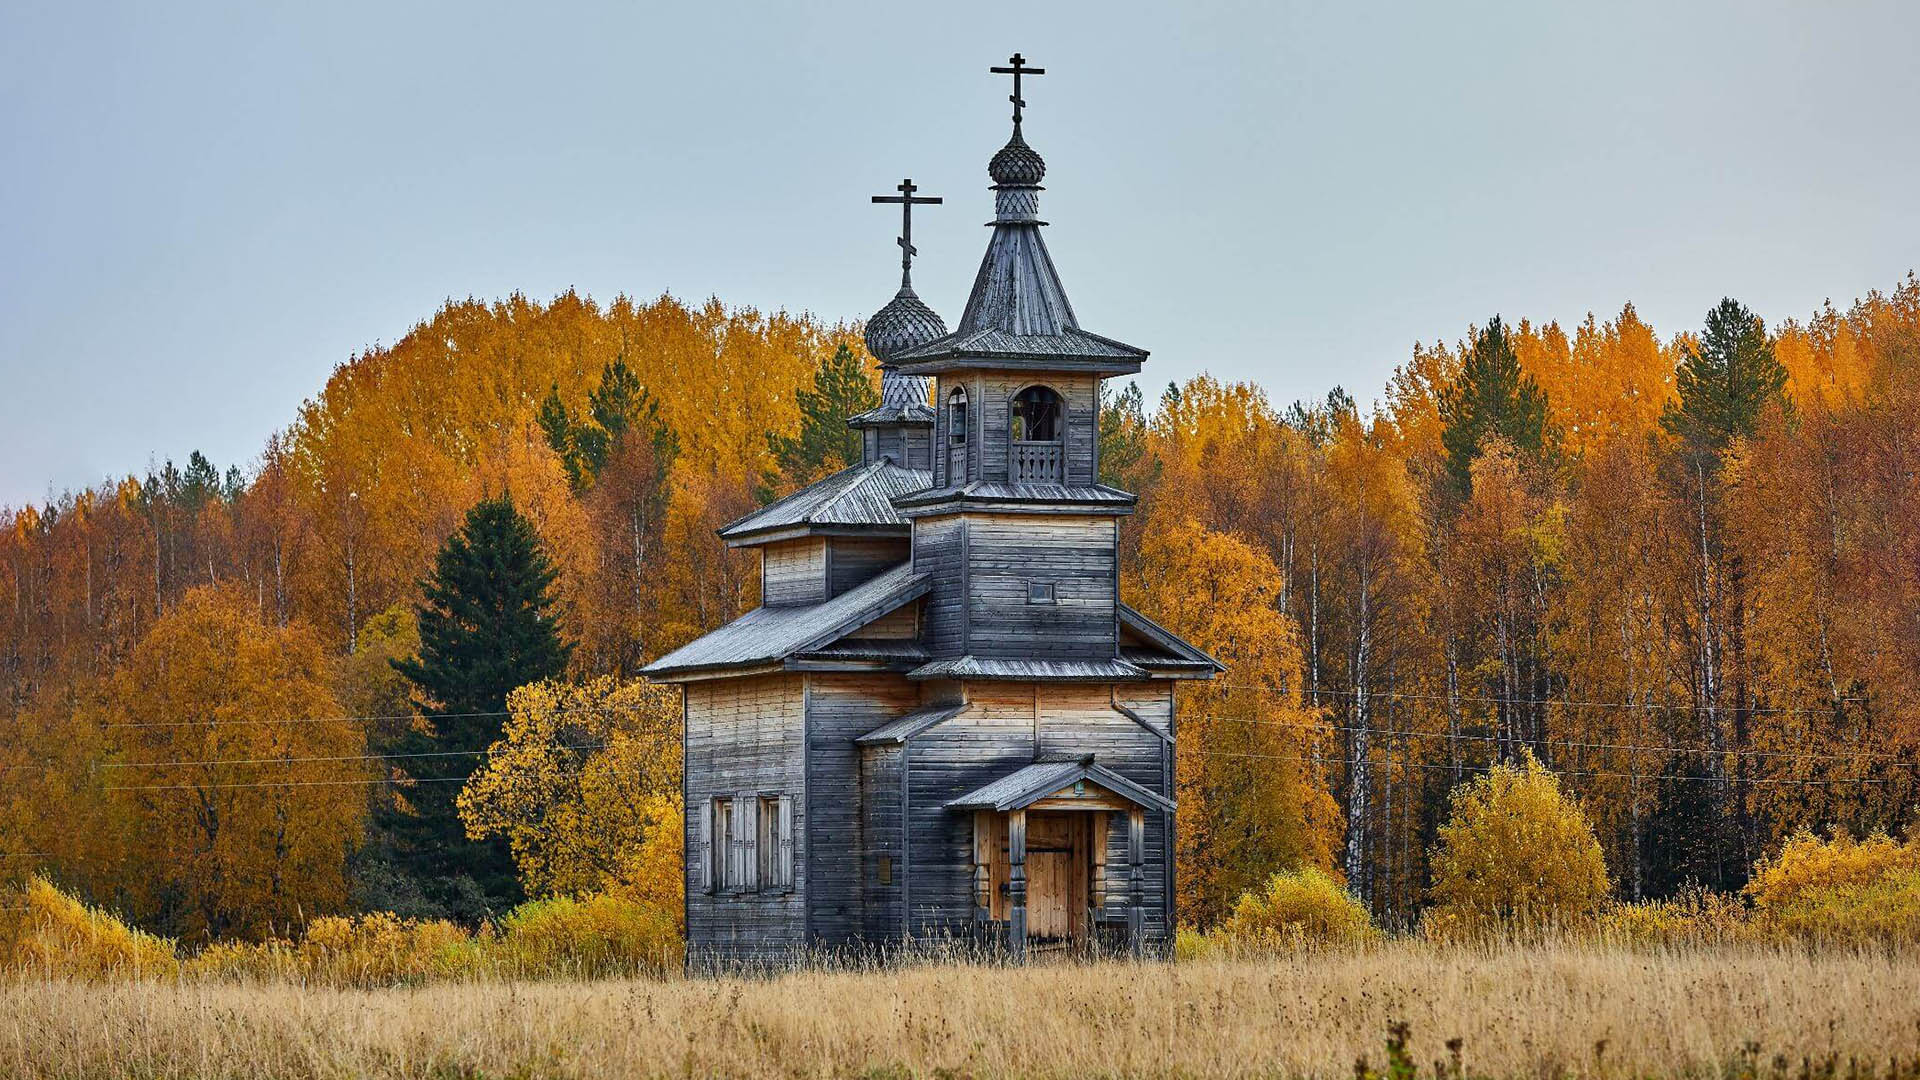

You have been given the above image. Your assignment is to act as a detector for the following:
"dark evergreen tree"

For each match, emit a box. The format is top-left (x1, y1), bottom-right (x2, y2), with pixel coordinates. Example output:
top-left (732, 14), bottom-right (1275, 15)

top-left (1662, 297), bottom-right (1789, 454)
top-left (768, 344), bottom-right (879, 485)
top-left (377, 494), bottom-right (572, 920)
top-left (539, 357), bottom-right (678, 492)
top-left (1097, 381), bottom-right (1152, 490)
top-left (1439, 317), bottom-right (1552, 497)
top-left (1283, 385), bottom-right (1357, 448)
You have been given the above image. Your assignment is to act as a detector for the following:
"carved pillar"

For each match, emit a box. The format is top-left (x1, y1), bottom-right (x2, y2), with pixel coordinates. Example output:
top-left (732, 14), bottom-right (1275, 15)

top-left (1006, 809), bottom-right (1027, 961)
top-left (1127, 807), bottom-right (1146, 957)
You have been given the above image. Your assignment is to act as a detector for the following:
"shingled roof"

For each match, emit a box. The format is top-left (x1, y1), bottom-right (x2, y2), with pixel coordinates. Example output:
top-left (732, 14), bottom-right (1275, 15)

top-left (944, 756), bottom-right (1175, 813)
top-left (890, 120), bottom-right (1145, 377)
top-left (641, 562), bottom-right (930, 680)
top-left (718, 459), bottom-right (931, 546)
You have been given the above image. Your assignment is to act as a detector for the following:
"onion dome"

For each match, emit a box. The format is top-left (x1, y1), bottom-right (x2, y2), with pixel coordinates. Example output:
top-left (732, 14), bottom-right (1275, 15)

top-left (864, 284), bottom-right (949, 364)
top-left (989, 131), bottom-right (1047, 188)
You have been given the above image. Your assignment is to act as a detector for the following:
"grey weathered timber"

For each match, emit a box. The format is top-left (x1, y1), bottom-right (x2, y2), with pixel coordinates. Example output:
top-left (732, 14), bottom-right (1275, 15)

top-left (642, 54), bottom-right (1214, 966)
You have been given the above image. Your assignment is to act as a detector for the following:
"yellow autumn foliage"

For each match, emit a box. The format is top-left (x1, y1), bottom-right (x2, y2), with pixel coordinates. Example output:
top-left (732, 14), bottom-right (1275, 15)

top-left (1426, 753), bottom-right (1611, 936)
top-left (1207, 868), bottom-right (1378, 953)
top-left (1743, 830), bottom-right (1920, 945)
top-left (2, 877), bottom-right (178, 979)
top-left (458, 676), bottom-right (684, 912)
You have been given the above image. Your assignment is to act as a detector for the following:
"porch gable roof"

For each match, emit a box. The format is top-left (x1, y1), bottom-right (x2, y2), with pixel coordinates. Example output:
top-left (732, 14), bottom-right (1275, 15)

top-left (944, 756), bottom-right (1175, 814)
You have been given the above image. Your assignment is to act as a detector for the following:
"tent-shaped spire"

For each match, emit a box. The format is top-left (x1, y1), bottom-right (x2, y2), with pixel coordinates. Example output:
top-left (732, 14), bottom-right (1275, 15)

top-left (892, 59), bottom-right (1146, 377)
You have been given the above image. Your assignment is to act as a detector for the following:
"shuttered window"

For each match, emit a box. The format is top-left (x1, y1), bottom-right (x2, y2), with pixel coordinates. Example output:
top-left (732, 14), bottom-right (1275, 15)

top-left (707, 792), bottom-right (795, 896)
top-left (756, 794), bottom-right (795, 891)
top-left (692, 797), bottom-right (715, 893)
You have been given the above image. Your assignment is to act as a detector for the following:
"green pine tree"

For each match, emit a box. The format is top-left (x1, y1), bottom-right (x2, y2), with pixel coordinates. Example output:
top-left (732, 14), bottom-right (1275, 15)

top-left (767, 344), bottom-right (879, 486)
top-left (1662, 297), bottom-right (1789, 454)
top-left (1439, 316), bottom-right (1553, 496)
top-left (378, 494), bottom-right (572, 920)
top-left (1098, 381), bottom-right (1153, 490)
top-left (538, 357), bottom-right (678, 492)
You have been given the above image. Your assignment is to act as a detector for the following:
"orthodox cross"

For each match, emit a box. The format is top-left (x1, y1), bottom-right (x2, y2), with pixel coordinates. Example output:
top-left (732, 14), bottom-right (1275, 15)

top-left (990, 52), bottom-right (1045, 130)
top-left (871, 178), bottom-right (942, 285)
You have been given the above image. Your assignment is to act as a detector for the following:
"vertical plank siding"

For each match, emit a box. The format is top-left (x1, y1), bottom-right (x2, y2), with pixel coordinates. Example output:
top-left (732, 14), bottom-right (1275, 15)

top-left (826, 537), bottom-right (908, 597)
top-left (683, 674), bottom-right (808, 960)
top-left (761, 538), bottom-right (828, 606)
top-left (804, 674), bottom-right (923, 944)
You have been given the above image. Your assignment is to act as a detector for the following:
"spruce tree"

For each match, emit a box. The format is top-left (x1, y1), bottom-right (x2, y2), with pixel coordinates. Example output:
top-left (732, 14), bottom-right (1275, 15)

top-left (768, 344), bottom-right (879, 483)
top-left (1662, 297), bottom-right (1788, 454)
top-left (1439, 317), bottom-right (1552, 497)
top-left (378, 494), bottom-right (572, 919)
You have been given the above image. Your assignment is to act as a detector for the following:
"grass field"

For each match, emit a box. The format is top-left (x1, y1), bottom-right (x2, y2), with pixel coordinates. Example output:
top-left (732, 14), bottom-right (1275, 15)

top-left (6, 942), bottom-right (1920, 1079)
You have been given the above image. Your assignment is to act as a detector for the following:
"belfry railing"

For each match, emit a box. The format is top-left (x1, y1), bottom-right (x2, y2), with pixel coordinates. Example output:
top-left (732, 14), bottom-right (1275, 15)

top-left (1011, 439), bottom-right (1064, 482)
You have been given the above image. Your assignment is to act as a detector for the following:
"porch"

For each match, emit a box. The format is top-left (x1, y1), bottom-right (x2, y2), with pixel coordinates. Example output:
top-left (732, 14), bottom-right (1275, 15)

top-left (946, 756), bottom-right (1174, 960)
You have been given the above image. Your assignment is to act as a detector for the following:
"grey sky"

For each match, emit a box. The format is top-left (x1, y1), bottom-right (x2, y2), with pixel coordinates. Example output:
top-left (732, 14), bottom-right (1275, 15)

top-left (3, 0), bottom-right (1916, 508)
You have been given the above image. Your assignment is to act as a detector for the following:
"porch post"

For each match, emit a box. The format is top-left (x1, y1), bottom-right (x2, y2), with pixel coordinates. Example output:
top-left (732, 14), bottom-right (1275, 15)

top-left (1006, 808), bottom-right (1027, 961)
top-left (971, 811), bottom-right (992, 934)
top-left (1127, 807), bottom-right (1146, 957)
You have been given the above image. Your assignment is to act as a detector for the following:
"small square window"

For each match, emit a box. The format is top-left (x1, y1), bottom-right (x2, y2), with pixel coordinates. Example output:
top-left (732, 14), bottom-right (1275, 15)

top-left (1027, 581), bottom-right (1055, 605)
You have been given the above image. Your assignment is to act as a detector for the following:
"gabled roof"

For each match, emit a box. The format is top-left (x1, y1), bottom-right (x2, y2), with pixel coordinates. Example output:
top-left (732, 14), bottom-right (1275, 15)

top-left (718, 460), bottom-right (931, 545)
top-left (907, 656), bottom-right (1147, 682)
top-left (641, 563), bottom-right (929, 680)
top-left (945, 756), bottom-right (1175, 813)
top-left (1118, 603), bottom-right (1225, 675)
top-left (854, 702), bottom-right (970, 746)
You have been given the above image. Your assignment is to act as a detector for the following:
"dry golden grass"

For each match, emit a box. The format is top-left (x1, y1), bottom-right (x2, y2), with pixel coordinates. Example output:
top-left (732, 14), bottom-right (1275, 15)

top-left (5, 941), bottom-right (1920, 1079)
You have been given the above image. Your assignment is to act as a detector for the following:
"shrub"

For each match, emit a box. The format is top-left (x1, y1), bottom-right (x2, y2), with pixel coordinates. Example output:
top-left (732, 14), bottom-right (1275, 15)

top-left (495, 893), bottom-right (683, 977)
top-left (1215, 868), bottom-right (1376, 951)
top-left (1597, 886), bottom-right (1754, 947)
top-left (1744, 830), bottom-right (1920, 946)
top-left (3, 877), bottom-right (178, 979)
top-left (186, 911), bottom-right (480, 986)
top-left (1426, 753), bottom-right (1610, 937)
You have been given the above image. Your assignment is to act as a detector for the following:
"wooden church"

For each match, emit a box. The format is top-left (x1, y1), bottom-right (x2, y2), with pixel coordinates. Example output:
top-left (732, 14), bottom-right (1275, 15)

top-left (642, 54), bottom-right (1219, 962)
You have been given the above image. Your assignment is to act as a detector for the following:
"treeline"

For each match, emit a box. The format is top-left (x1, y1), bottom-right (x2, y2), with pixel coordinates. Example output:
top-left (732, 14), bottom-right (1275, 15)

top-left (3, 276), bottom-right (1919, 937)
top-left (1117, 279), bottom-right (1920, 925)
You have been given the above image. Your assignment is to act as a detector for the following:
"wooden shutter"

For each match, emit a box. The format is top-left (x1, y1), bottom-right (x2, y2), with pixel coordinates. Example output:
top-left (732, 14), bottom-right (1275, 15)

top-left (741, 796), bottom-right (761, 892)
top-left (777, 794), bottom-right (795, 890)
top-left (692, 797), bottom-right (712, 894)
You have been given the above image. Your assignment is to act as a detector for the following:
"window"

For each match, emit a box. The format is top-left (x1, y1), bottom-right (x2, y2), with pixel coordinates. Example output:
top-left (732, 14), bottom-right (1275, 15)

top-left (1027, 580), bottom-right (1056, 605)
top-left (758, 795), bottom-right (795, 891)
top-left (1011, 385), bottom-right (1062, 442)
top-left (697, 794), bottom-right (793, 895)
top-left (948, 387), bottom-right (969, 446)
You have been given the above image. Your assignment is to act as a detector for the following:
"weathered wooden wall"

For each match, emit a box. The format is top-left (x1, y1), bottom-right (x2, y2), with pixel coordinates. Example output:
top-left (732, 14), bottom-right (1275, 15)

top-left (761, 538), bottom-right (827, 606)
top-left (804, 674), bottom-right (924, 944)
top-left (684, 674), bottom-right (807, 959)
top-left (897, 681), bottom-right (1174, 944)
top-left (912, 515), bottom-right (965, 655)
top-left (964, 514), bottom-right (1117, 659)
top-left (827, 536), bottom-right (908, 598)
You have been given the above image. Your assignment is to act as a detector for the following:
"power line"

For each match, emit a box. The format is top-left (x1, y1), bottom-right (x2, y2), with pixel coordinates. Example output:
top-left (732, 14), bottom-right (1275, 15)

top-left (1187, 745), bottom-right (1884, 788)
top-left (100, 742), bottom-right (613, 771)
top-left (1195, 711), bottom-right (1916, 767)
top-left (99, 701), bottom-right (659, 731)
top-left (1221, 681), bottom-right (1874, 717)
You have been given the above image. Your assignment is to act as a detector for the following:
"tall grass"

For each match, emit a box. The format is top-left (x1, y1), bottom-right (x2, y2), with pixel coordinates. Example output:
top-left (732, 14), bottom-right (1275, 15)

top-left (4, 940), bottom-right (1919, 1078)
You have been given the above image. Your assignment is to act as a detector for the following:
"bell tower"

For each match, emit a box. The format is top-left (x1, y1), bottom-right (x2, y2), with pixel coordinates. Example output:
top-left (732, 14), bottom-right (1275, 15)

top-left (889, 54), bottom-right (1148, 676)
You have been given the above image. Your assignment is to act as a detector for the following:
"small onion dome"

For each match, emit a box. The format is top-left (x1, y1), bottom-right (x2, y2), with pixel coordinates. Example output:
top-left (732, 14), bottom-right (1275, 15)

top-left (989, 131), bottom-right (1046, 187)
top-left (864, 284), bottom-right (949, 362)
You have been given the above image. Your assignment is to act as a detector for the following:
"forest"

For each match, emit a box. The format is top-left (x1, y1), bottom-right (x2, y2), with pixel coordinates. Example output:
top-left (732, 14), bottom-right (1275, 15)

top-left (4, 273), bottom-right (1920, 944)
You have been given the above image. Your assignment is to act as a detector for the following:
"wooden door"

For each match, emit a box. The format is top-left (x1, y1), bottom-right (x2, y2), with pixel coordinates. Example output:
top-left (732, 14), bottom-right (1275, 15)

top-left (1025, 813), bottom-right (1082, 942)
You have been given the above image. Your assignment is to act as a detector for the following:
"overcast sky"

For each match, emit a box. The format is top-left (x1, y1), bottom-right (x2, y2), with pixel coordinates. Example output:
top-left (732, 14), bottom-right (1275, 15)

top-left (3, 0), bottom-right (1917, 507)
